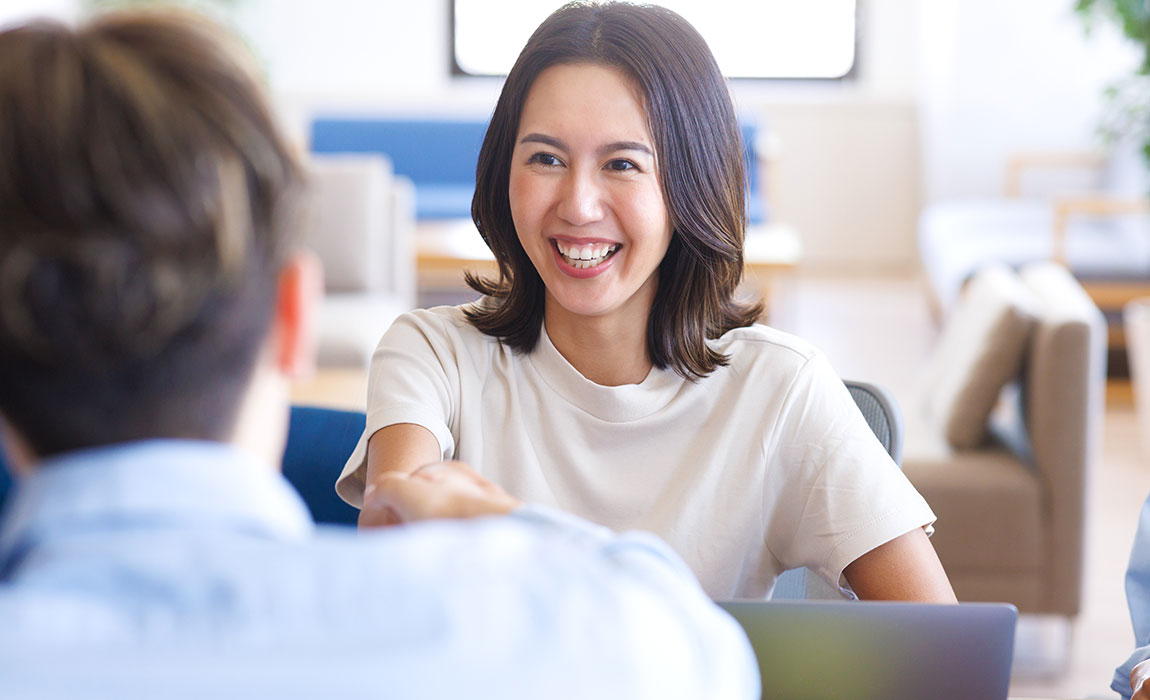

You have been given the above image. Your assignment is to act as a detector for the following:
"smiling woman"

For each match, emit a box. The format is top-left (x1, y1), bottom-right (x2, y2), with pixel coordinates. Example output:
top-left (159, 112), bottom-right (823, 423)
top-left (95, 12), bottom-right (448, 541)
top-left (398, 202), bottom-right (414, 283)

top-left (338, 1), bottom-right (955, 605)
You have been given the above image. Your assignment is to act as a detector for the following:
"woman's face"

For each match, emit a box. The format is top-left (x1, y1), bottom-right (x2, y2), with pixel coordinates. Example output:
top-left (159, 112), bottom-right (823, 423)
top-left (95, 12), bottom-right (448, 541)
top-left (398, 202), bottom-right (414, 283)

top-left (508, 62), bottom-right (673, 326)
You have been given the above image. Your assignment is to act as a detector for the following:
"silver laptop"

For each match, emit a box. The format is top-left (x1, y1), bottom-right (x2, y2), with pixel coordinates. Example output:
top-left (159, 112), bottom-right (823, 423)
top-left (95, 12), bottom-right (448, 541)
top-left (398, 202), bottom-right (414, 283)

top-left (716, 600), bottom-right (1017, 700)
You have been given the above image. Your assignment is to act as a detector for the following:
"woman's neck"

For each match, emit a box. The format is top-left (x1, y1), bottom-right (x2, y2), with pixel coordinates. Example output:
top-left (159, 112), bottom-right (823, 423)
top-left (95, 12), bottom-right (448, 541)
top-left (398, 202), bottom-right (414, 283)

top-left (543, 295), bottom-right (653, 387)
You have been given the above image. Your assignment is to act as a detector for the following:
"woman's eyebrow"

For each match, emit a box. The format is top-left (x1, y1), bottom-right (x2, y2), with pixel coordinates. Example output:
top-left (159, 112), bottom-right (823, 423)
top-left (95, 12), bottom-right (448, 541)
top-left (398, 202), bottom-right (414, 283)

top-left (519, 133), bottom-right (566, 150)
top-left (518, 133), bottom-right (653, 158)
top-left (597, 141), bottom-right (653, 157)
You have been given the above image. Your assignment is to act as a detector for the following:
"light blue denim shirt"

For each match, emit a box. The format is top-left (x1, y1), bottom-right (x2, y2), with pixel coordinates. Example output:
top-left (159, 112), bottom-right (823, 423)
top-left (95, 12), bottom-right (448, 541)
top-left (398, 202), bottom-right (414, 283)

top-left (0, 440), bottom-right (757, 700)
top-left (1116, 491), bottom-right (1150, 699)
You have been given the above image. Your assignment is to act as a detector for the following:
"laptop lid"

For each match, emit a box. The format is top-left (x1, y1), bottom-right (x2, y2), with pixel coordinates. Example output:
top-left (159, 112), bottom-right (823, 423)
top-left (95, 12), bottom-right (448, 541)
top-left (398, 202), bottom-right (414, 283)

top-left (716, 600), bottom-right (1017, 700)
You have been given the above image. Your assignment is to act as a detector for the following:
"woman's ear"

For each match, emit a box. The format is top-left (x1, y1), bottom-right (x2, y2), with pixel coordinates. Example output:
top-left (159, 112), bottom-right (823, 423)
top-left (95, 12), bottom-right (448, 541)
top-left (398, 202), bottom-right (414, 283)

top-left (269, 250), bottom-right (323, 379)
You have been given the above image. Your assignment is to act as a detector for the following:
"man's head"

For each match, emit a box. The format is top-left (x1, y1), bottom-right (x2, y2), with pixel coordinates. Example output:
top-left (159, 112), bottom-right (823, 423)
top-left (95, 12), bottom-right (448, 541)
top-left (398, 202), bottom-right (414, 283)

top-left (0, 11), bottom-right (316, 463)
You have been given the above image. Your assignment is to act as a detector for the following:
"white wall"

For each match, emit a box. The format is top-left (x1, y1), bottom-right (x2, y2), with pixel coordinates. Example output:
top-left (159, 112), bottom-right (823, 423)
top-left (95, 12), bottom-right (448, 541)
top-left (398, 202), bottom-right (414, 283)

top-left (916, 0), bottom-right (1140, 204)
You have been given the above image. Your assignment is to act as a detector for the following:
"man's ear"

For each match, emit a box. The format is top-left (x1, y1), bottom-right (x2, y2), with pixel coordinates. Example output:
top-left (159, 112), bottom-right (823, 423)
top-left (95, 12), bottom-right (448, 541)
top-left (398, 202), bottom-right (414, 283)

top-left (269, 250), bottom-right (323, 379)
top-left (0, 416), bottom-right (37, 476)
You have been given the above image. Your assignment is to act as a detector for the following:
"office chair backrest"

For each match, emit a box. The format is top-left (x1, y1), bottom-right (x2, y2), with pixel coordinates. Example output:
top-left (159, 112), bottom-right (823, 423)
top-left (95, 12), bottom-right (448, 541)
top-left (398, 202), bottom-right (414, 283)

top-left (843, 380), bottom-right (904, 467)
top-left (772, 379), bottom-right (905, 599)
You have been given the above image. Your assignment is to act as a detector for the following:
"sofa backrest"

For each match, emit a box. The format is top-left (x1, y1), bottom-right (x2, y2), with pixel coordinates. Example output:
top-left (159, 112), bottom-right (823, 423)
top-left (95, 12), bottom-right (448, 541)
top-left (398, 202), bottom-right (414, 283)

top-left (313, 118), bottom-right (486, 188)
top-left (311, 118), bottom-right (487, 220)
top-left (1007, 263), bottom-right (1106, 614)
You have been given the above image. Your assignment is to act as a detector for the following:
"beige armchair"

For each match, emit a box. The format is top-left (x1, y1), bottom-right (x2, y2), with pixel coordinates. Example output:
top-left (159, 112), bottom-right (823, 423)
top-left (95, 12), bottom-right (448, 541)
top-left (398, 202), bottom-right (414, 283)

top-left (901, 262), bottom-right (1106, 615)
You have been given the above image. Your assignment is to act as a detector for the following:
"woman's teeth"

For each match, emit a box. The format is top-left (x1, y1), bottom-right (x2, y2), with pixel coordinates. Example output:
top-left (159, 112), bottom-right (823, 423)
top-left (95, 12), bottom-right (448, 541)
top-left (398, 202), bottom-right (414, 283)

top-left (555, 241), bottom-right (619, 269)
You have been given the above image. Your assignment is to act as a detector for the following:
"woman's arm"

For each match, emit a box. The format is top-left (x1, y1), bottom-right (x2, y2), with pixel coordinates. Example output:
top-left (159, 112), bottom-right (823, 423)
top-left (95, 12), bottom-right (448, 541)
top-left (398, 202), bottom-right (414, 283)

top-left (842, 528), bottom-right (957, 602)
top-left (358, 423), bottom-right (442, 528)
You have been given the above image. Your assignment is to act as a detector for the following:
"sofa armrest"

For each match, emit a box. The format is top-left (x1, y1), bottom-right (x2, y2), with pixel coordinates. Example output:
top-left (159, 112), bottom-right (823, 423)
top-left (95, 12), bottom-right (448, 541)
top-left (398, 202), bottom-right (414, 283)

top-left (1019, 262), bottom-right (1107, 614)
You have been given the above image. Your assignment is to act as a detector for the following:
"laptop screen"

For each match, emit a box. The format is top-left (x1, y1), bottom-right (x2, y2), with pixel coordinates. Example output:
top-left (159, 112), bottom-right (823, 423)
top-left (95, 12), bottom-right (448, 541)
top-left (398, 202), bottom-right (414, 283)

top-left (716, 600), bottom-right (1017, 700)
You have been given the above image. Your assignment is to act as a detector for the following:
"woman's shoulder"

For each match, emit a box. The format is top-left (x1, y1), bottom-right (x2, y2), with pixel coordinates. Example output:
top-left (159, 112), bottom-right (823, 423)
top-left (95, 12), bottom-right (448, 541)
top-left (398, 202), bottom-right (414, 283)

top-left (377, 304), bottom-right (507, 362)
top-left (391, 303), bottom-right (493, 342)
top-left (711, 323), bottom-right (821, 366)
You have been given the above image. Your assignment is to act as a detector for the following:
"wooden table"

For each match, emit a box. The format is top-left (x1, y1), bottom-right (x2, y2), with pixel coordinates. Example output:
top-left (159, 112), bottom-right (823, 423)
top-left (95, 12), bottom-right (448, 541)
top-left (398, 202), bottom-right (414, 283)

top-left (416, 219), bottom-right (499, 291)
top-left (743, 222), bottom-right (802, 315)
top-left (291, 368), bottom-right (368, 412)
top-left (415, 218), bottom-right (802, 311)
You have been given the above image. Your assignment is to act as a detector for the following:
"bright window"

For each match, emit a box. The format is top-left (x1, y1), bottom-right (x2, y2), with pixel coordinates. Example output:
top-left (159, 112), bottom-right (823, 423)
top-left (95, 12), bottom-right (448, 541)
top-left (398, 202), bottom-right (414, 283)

top-left (452, 0), bottom-right (857, 79)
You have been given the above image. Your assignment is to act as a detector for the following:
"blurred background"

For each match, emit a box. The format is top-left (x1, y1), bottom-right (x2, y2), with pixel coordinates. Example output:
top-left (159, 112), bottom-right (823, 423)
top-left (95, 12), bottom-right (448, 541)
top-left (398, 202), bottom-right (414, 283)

top-left (5, 0), bottom-right (1138, 270)
top-left (3, 2), bottom-right (1149, 697)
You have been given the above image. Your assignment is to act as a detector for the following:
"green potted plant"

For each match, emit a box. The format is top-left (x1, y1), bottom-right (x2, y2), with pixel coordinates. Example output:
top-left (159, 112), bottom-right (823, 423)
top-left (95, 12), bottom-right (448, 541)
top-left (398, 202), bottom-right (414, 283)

top-left (1075, 0), bottom-right (1150, 179)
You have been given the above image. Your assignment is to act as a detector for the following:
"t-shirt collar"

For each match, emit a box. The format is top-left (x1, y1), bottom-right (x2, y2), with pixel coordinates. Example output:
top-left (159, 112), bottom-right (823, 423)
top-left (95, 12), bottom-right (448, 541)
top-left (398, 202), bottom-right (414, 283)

top-left (527, 321), bottom-right (686, 423)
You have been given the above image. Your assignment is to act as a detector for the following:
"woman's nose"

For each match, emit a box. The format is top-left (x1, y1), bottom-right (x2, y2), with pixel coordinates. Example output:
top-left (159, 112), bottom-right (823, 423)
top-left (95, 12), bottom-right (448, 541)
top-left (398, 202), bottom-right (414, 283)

top-left (556, 170), bottom-right (605, 226)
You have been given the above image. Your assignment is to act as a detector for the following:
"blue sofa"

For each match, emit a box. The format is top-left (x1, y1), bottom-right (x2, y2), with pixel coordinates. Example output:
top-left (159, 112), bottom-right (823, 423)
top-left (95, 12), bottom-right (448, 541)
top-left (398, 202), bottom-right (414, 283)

top-left (311, 117), bottom-right (768, 224)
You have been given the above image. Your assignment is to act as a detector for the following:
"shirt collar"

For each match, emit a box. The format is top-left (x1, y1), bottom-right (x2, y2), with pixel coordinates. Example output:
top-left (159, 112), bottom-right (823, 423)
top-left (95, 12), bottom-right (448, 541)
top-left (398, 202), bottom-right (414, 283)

top-left (0, 440), bottom-right (315, 558)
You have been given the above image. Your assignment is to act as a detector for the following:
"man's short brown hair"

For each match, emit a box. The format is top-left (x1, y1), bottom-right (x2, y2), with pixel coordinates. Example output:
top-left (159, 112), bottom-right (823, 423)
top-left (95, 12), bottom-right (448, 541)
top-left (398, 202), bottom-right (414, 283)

top-left (0, 10), bottom-right (302, 456)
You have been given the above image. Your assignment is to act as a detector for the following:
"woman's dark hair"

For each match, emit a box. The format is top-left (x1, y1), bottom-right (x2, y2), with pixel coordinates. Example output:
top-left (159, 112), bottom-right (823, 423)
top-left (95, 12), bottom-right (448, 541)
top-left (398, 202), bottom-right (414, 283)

top-left (466, 0), bottom-right (762, 379)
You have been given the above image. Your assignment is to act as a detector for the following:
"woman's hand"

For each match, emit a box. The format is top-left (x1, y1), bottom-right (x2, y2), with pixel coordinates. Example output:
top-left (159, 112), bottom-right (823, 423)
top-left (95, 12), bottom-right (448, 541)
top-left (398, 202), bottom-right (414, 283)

top-left (1132, 659), bottom-right (1150, 700)
top-left (360, 460), bottom-right (523, 526)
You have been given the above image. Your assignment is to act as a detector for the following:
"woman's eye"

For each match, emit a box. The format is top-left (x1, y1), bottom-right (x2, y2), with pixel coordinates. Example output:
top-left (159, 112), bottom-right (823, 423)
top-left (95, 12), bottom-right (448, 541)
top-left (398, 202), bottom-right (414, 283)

top-left (605, 159), bottom-right (637, 172)
top-left (528, 152), bottom-right (561, 167)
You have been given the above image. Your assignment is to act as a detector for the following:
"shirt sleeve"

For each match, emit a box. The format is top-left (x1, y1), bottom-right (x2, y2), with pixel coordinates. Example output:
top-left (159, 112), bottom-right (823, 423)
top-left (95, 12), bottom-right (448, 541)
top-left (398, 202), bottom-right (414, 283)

top-left (1113, 493), bottom-right (1150, 699)
top-left (762, 351), bottom-right (936, 597)
top-left (335, 310), bottom-right (462, 508)
top-left (507, 505), bottom-right (761, 699)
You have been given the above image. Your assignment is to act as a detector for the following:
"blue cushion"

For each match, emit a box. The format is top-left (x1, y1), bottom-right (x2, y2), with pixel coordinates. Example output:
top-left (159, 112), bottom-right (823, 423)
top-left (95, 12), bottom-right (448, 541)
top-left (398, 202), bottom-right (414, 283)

top-left (282, 406), bottom-right (365, 526)
top-left (741, 122), bottom-right (767, 225)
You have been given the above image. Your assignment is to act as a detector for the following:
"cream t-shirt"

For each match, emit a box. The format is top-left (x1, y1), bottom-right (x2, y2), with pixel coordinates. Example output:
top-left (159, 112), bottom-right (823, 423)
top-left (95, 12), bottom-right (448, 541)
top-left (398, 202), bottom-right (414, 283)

top-left (337, 305), bottom-right (935, 599)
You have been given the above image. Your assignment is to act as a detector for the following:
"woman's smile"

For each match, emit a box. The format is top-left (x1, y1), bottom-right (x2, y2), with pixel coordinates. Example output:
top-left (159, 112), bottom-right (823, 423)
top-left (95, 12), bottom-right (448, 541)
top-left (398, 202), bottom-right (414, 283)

top-left (551, 238), bottom-right (622, 275)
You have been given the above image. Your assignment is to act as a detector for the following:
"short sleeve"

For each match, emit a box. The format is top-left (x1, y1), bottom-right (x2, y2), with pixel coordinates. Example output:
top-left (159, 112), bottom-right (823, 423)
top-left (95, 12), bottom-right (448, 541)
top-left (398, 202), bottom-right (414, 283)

top-left (762, 352), bottom-right (936, 596)
top-left (335, 310), bottom-right (462, 508)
